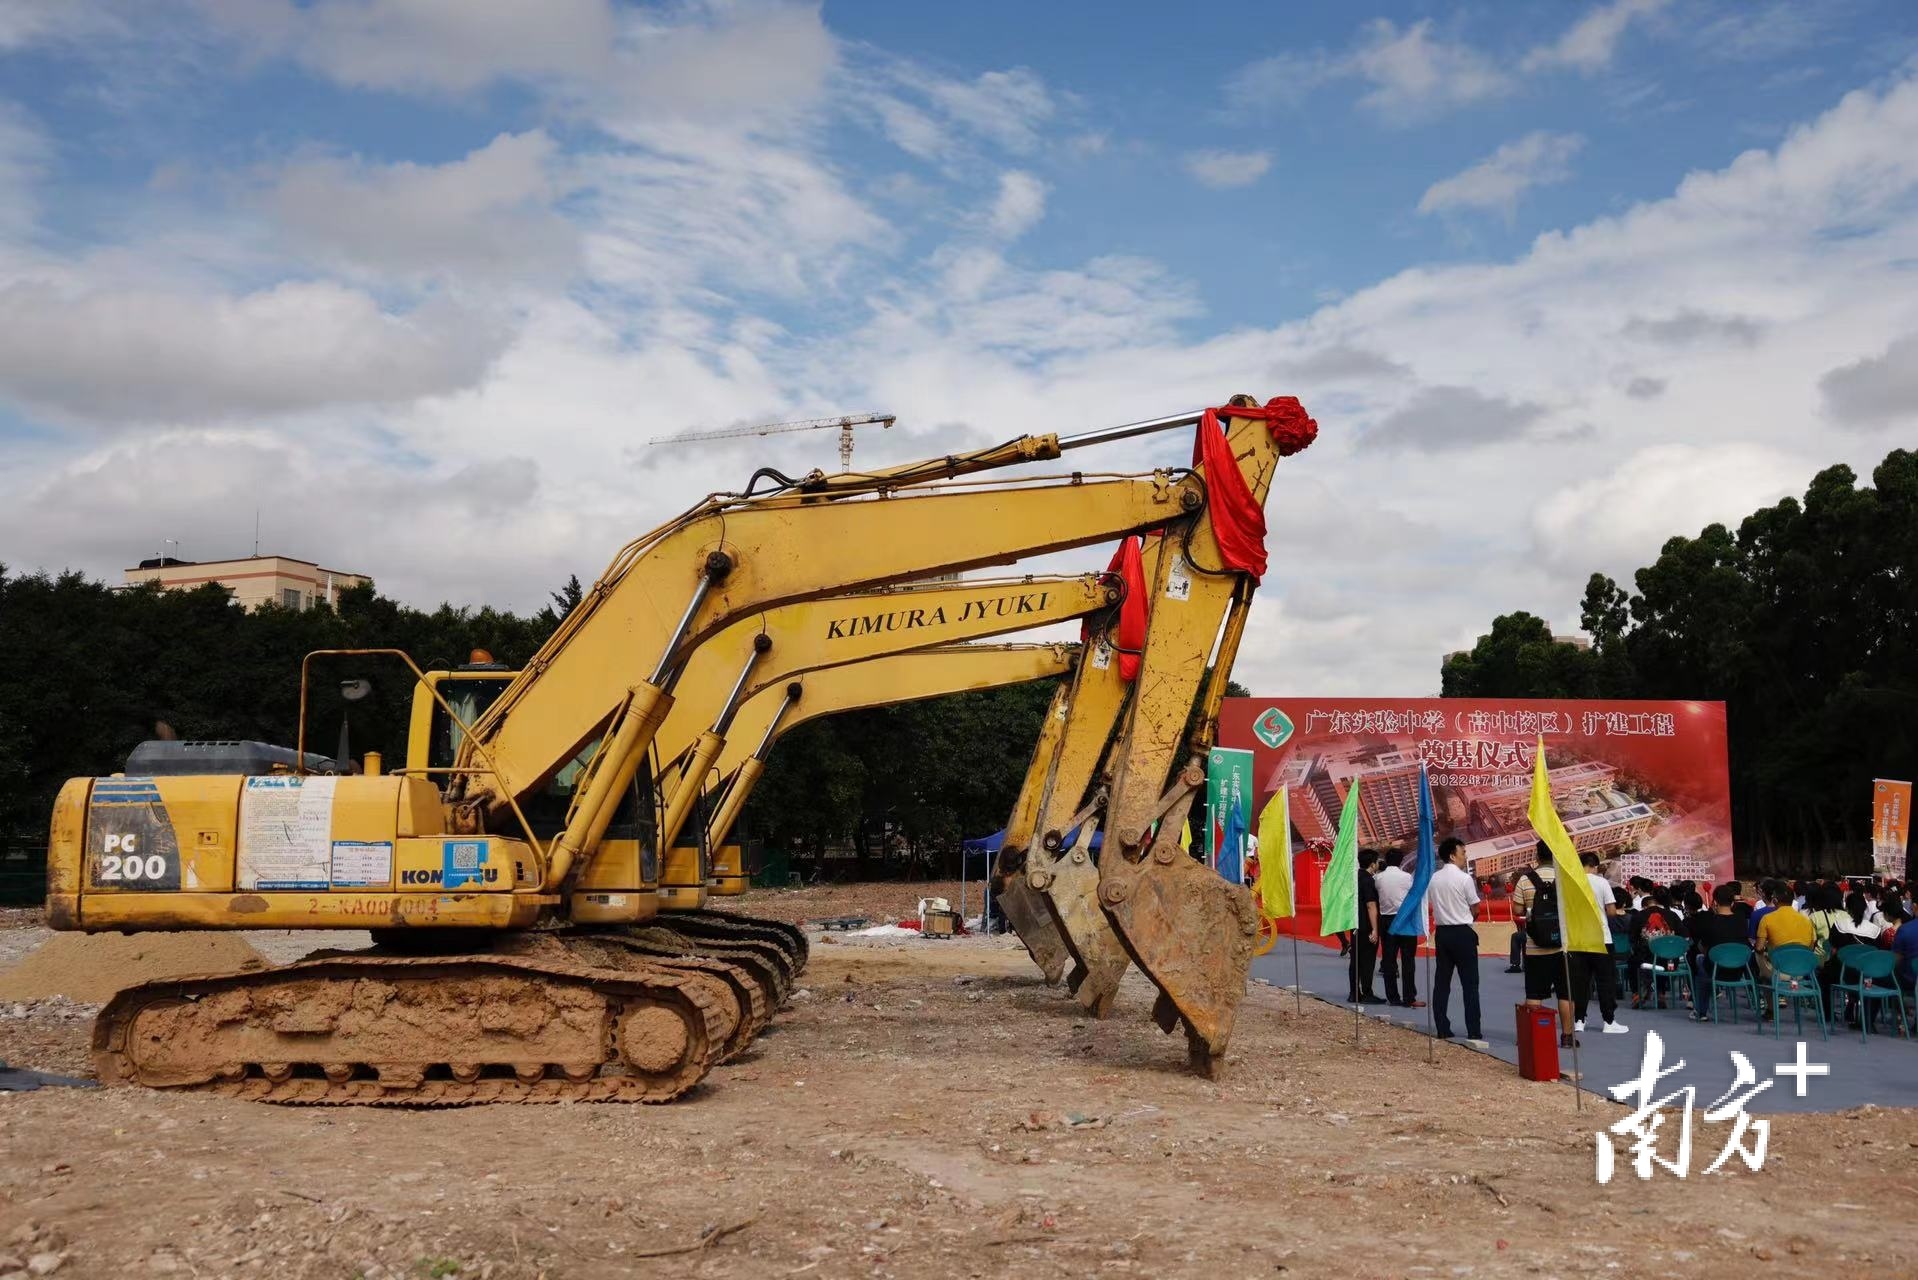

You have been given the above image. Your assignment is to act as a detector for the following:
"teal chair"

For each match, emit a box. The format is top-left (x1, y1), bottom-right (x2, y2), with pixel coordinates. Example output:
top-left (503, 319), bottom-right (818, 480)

top-left (1765, 943), bottom-right (1826, 1040)
top-left (1834, 943), bottom-right (1879, 1028)
top-left (1642, 935), bottom-right (1693, 1009)
top-left (1706, 942), bottom-right (1761, 1026)
top-left (1833, 949), bottom-right (1909, 1044)
top-left (1611, 933), bottom-right (1633, 993)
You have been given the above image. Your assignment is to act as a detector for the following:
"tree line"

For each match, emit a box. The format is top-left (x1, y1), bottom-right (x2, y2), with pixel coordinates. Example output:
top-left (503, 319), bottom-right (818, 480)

top-left (1442, 447), bottom-right (1918, 872)
top-left (0, 567), bottom-right (1065, 873)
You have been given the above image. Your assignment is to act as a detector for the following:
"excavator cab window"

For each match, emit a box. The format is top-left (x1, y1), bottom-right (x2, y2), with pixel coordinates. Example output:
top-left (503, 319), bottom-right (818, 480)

top-left (427, 677), bottom-right (513, 773)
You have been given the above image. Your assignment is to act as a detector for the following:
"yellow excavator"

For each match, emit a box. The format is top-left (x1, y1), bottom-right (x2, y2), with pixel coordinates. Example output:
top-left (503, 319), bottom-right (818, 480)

top-left (396, 575), bottom-right (1124, 1055)
top-left (46, 395), bottom-right (1312, 1099)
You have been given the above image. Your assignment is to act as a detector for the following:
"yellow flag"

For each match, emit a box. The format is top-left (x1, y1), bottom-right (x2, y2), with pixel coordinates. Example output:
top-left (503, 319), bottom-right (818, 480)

top-left (1256, 788), bottom-right (1294, 919)
top-left (1528, 735), bottom-right (1608, 953)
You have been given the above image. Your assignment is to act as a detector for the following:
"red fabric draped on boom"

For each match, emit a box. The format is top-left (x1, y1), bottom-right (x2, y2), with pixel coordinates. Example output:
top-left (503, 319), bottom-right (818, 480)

top-left (1190, 397), bottom-right (1317, 584)
top-left (1087, 535), bottom-right (1149, 680)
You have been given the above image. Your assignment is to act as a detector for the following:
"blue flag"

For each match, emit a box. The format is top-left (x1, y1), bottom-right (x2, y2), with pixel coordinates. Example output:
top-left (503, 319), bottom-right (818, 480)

top-left (1218, 795), bottom-right (1248, 884)
top-left (1390, 762), bottom-right (1437, 937)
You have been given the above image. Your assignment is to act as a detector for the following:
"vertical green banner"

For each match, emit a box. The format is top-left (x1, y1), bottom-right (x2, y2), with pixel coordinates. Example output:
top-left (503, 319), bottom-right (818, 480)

top-left (1206, 746), bottom-right (1255, 884)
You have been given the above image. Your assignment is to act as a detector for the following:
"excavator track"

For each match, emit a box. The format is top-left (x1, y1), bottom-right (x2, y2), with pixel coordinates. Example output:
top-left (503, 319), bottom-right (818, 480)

top-left (93, 954), bottom-right (723, 1106)
top-left (665, 909), bottom-right (808, 980)
top-left (551, 929), bottom-right (775, 1056)
top-left (622, 926), bottom-right (786, 1010)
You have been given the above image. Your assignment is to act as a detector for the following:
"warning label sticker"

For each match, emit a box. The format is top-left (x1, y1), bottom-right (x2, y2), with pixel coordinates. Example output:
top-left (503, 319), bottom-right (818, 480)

top-left (330, 840), bottom-right (393, 889)
top-left (238, 775), bottom-right (338, 890)
top-left (1166, 561), bottom-right (1192, 602)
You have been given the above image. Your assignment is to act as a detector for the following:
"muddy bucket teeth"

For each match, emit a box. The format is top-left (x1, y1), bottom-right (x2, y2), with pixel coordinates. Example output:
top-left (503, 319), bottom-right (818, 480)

top-left (995, 880), bottom-right (1070, 985)
top-left (1100, 846), bottom-right (1255, 1065)
top-left (1034, 853), bottom-right (1130, 1017)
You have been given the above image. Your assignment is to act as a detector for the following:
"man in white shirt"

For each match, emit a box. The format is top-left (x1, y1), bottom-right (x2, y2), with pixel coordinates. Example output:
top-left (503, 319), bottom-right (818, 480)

top-left (1375, 850), bottom-right (1422, 1008)
top-left (1572, 851), bottom-right (1629, 1035)
top-left (1427, 837), bottom-right (1484, 1043)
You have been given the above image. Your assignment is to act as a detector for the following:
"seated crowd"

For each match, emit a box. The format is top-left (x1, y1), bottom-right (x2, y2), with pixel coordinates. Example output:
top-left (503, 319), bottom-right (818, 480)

top-left (1508, 869), bottom-right (1918, 1032)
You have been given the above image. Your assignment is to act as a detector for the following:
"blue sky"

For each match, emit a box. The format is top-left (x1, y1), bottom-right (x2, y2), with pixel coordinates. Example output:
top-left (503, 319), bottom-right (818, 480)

top-left (2, 0), bottom-right (1917, 694)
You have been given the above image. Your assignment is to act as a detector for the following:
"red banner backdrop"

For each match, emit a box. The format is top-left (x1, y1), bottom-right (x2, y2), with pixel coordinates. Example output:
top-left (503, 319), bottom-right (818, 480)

top-left (1220, 698), bottom-right (1734, 896)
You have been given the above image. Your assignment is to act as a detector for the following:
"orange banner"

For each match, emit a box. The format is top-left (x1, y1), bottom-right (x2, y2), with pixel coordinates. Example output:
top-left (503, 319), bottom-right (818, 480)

top-left (1872, 779), bottom-right (1912, 878)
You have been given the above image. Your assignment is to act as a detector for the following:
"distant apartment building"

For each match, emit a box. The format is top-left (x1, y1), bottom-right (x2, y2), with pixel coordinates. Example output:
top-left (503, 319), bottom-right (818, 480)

top-left (124, 555), bottom-right (369, 612)
top-left (1271, 748), bottom-right (1423, 847)
top-left (1332, 750), bottom-right (1424, 847)
top-left (1268, 752), bottom-right (1339, 844)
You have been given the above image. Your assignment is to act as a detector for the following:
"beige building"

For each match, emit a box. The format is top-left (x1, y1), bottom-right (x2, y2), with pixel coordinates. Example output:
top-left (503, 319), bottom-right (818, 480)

top-left (124, 555), bottom-right (370, 612)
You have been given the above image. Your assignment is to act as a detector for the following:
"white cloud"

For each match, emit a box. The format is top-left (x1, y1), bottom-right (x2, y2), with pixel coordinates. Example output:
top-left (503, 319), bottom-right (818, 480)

top-left (1349, 19), bottom-right (1511, 118)
top-left (267, 131), bottom-right (579, 284)
top-left (1418, 131), bottom-right (1584, 218)
top-left (194, 0), bottom-right (619, 95)
top-left (985, 170), bottom-right (1047, 239)
top-left (862, 62), bottom-right (1060, 167)
top-left (1183, 149), bottom-right (1272, 190)
top-left (923, 68), bottom-right (1055, 154)
top-left (188, 0), bottom-right (838, 129)
top-left (1522, 0), bottom-right (1671, 74)
top-left (1226, 18), bottom-right (1511, 122)
top-left (1531, 442), bottom-right (1808, 572)
top-left (579, 124), bottom-right (891, 302)
top-left (0, 280), bottom-right (506, 424)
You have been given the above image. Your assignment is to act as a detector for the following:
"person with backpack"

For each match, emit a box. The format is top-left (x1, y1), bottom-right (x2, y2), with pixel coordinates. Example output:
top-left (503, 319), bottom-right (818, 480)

top-left (1510, 843), bottom-right (1578, 1049)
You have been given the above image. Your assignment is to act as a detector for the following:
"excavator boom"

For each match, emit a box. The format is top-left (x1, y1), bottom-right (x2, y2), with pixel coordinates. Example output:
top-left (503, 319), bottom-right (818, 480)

top-left (698, 642), bottom-right (1080, 857)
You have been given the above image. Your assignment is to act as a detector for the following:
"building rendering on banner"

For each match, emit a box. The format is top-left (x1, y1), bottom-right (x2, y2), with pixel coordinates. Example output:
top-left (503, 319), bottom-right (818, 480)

top-left (1228, 697), bottom-right (1736, 886)
top-left (123, 554), bottom-right (370, 612)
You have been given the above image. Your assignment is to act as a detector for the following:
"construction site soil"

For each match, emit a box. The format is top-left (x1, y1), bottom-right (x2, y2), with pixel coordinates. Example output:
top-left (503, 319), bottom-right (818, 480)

top-left (2, 882), bottom-right (1916, 1279)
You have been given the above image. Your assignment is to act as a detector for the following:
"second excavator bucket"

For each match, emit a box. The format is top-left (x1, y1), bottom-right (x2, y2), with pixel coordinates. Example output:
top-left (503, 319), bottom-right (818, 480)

top-left (1098, 782), bottom-right (1258, 1074)
top-left (1035, 821), bottom-right (1130, 1014)
top-left (992, 878), bottom-right (1071, 985)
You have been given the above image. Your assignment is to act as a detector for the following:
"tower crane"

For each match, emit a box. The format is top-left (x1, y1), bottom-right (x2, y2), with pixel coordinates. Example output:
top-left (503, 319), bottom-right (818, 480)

top-left (647, 412), bottom-right (895, 472)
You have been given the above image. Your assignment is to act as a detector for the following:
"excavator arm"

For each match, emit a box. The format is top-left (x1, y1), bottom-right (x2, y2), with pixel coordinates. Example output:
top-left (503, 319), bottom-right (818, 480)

top-left (1097, 532), bottom-right (1266, 1073)
top-left (698, 642), bottom-right (1081, 861)
top-left (1009, 633), bottom-right (1136, 1010)
top-left (646, 573), bottom-right (1116, 880)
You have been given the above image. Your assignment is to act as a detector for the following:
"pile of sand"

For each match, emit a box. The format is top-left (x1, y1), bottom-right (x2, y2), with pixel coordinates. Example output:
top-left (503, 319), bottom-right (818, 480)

top-left (0, 931), bottom-right (269, 1003)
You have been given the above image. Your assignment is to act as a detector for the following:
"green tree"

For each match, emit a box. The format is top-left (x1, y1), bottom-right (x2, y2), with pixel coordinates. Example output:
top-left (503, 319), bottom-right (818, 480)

top-left (1447, 448), bottom-right (1918, 872)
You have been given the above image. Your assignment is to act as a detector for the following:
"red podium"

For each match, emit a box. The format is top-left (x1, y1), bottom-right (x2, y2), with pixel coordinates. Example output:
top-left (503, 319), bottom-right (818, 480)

top-left (1515, 1004), bottom-right (1560, 1081)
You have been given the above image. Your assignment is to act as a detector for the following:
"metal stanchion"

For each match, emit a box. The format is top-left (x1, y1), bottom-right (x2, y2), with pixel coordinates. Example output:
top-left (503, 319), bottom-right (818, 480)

top-left (1561, 946), bottom-right (1584, 1112)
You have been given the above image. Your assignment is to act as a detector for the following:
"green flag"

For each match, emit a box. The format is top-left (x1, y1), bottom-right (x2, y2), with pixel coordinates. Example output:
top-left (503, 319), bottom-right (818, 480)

top-left (1319, 779), bottom-right (1361, 937)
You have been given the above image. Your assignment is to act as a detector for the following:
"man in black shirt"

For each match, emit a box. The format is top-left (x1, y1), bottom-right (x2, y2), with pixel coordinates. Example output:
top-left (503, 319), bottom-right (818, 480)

top-left (1688, 883), bottom-right (1750, 1020)
top-left (1348, 849), bottom-right (1384, 1004)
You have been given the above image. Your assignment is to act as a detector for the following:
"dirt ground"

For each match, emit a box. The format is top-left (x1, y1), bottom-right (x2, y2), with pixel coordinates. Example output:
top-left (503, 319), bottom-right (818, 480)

top-left (3, 885), bottom-right (1918, 1279)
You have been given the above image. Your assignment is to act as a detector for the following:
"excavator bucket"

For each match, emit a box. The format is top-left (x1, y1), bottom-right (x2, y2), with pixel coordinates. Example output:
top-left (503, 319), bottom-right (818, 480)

top-left (1099, 788), bottom-right (1258, 1074)
top-left (1035, 823), bottom-right (1130, 1014)
top-left (992, 879), bottom-right (1071, 985)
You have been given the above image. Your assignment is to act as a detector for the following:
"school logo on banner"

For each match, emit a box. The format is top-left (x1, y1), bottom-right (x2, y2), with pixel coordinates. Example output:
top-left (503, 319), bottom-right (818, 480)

top-left (1252, 706), bottom-right (1294, 750)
